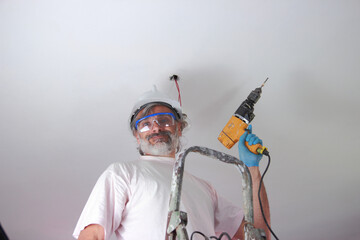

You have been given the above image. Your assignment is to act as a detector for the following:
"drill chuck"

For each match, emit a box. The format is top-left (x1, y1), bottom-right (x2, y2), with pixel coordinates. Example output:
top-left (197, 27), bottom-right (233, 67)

top-left (248, 87), bottom-right (262, 103)
top-left (234, 87), bottom-right (262, 123)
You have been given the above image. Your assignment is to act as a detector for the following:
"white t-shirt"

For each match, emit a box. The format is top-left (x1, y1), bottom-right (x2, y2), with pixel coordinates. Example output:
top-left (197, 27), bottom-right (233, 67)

top-left (73, 156), bottom-right (243, 240)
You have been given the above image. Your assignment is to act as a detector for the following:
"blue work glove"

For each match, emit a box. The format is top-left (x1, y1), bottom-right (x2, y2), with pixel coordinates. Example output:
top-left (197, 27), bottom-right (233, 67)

top-left (238, 125), bottom-right (263, 167)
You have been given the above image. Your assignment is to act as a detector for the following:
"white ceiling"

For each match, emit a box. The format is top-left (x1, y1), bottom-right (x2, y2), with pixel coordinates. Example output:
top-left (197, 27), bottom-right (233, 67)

top-left (1, 1), bottom-right (360, 239)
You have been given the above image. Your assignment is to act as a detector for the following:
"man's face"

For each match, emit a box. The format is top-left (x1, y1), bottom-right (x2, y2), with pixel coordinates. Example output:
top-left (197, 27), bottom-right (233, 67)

top-left (134, 105), bottom-right (182, 157)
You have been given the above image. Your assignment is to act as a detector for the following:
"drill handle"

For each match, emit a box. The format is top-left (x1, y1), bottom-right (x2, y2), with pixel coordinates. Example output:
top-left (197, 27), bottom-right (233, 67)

top-left (245, 142), bottom-right (268, 155)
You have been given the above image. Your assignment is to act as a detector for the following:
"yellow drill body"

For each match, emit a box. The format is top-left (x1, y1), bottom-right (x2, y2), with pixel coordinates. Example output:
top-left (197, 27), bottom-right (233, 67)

top-left (218, 115), bottom-right (248, 149)
top-left (218, 116), bottom-right (267, 155)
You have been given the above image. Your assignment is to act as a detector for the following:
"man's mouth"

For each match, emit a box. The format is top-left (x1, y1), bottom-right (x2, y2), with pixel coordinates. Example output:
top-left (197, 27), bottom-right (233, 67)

top-left (147, 132), bottom-right (170, 143)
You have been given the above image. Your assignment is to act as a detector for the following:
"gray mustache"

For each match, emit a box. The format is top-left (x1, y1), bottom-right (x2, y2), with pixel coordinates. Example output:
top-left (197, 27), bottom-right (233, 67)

top-left (146, 131), bottom-right (172, 141)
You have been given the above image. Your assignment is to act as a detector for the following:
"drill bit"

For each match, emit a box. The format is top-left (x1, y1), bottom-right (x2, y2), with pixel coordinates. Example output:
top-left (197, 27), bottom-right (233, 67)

top-left (261, 78), bottom-right (269, 88)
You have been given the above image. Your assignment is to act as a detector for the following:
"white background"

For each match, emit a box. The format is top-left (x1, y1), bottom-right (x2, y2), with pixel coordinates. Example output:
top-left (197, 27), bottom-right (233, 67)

top-left (1, 0), bottom-right (359, 239)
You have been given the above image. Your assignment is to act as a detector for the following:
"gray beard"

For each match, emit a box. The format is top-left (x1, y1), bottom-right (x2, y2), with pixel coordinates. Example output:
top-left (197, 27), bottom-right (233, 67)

top-left (139, 131), bottom-right (180, 156)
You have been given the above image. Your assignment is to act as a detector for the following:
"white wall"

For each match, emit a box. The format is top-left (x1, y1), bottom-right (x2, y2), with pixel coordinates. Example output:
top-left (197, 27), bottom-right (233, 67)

top-left (1, 0), bottom-right (359, 239)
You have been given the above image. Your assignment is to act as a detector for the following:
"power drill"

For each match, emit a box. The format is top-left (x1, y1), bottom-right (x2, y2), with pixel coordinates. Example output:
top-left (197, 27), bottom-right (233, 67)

top-left (218, 79), bottom-right (269, 155)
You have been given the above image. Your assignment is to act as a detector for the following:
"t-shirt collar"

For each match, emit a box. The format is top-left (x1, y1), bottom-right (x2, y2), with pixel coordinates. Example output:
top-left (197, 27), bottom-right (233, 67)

top-left (139, 155), bottom-right (176, 164)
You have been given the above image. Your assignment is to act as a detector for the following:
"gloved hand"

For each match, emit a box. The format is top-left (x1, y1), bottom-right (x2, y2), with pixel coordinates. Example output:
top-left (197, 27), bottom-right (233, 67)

top-left (238, 124), bottom-right (263, 167)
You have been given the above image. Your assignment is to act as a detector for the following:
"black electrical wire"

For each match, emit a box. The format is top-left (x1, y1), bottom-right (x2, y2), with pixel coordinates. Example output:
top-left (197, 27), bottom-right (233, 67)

top-left (259, 152), bottom-right (279, 240)
top-left (190, 231), bottom-right (232, 240)
top-left (217, 232), bottom-right (232, 239)
top-left (190, 231), bottom-right (208, 240)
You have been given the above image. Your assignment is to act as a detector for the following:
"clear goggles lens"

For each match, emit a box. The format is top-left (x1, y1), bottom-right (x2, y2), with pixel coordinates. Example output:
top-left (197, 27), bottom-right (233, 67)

top-left (135, 112), bottom-right (176, 133)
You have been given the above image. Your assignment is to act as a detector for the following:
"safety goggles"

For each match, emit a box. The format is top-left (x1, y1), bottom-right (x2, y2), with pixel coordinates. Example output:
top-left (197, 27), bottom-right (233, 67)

top-left (135, 112), bottom-right (176, 133)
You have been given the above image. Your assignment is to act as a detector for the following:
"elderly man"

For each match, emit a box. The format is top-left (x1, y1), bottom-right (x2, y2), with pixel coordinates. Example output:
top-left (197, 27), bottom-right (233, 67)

top-left (73, 86), bottom-right (271, 240)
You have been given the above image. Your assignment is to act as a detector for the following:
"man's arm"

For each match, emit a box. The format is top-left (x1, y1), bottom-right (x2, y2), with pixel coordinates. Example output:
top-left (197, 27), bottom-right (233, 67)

top-left (78, 224), bottom-right (104, 240)
top-left (232, 167), bottom-right (271, 240)
top-left (249, 166), bottom-right (271, 239)
top-left (232, 125), bottom-right (271, 240)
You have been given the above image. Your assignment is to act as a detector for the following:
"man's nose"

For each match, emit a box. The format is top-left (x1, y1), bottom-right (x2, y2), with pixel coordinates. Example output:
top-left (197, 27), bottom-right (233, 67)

top-left (150, 120), bottom-right (162, 132)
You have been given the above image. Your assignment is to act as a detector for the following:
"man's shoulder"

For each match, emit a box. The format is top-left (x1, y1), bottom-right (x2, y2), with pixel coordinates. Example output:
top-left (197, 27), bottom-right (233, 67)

top-left (94, 161), bottom-right (142, 184)
top-left (105, 160), bottom-right (141, 173)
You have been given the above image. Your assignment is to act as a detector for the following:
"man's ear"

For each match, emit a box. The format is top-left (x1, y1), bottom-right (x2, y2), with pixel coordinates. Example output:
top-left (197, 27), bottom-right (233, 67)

top-left (177, 122), bottom-right (182, 136)
top-left (135, 132), bottom-right (141, 144)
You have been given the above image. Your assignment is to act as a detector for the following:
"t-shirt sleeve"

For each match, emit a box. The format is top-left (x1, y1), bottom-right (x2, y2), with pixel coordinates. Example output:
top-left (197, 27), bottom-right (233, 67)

top-left (73, 164), bottom-right (129, 240)
top-left (214, 190), bottom-right (243, 238)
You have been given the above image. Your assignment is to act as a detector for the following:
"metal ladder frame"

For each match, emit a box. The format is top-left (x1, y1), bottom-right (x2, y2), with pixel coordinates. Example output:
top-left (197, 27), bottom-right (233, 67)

top-left (166, 146), bottom-right (265, 240)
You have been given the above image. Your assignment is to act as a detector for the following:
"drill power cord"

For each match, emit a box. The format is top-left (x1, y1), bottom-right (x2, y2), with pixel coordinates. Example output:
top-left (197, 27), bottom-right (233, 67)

top-left (259, 152), bottom-right (279, 240)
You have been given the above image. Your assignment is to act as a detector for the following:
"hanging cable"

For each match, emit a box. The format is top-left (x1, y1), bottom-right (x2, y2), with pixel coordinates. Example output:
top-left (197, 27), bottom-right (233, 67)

top-left (170, 74), bottom-right (182, 106)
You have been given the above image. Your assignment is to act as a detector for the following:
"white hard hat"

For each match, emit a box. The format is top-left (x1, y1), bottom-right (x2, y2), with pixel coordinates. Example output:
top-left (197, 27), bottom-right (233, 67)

top-left (129, 85), bottom-right (183, 128)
